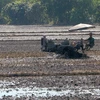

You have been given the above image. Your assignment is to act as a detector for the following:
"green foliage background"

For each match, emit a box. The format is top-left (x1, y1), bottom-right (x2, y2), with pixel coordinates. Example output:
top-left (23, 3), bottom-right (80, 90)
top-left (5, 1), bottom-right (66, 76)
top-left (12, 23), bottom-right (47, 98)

top-left (0, 0), bottom-right (100, 25)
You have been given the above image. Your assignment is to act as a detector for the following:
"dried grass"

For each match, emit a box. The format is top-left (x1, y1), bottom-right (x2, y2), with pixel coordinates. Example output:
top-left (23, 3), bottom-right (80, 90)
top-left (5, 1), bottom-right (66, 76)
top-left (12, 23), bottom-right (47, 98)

top-left (86, 50), bottom-right (100, 55)
top-left (0, 52), bottom-right (47, 58)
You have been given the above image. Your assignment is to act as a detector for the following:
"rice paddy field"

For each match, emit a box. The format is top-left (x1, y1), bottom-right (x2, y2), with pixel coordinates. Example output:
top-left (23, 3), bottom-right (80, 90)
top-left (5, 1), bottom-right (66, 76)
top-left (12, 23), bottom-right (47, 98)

top-left (0, 25), bottom-right (100, 100)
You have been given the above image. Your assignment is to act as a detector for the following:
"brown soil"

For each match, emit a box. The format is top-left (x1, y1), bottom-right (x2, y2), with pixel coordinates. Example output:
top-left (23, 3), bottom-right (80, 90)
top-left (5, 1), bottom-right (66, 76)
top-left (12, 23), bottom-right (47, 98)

top-left (0, 25), bottom-right (100, 100)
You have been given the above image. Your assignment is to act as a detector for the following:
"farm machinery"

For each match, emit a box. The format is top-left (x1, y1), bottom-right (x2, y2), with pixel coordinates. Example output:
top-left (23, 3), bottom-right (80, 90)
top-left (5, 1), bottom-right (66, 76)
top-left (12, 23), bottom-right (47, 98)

top-left (41, 39), bottom-right (87, 59)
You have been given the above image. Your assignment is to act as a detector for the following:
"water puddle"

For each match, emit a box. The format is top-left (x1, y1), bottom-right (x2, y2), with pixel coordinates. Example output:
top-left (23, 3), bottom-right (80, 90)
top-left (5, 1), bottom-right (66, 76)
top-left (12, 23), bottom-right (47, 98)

top-left (0, 81), bottom-right (100, 99)
top-left (0, 87), bottom-right (100, 98)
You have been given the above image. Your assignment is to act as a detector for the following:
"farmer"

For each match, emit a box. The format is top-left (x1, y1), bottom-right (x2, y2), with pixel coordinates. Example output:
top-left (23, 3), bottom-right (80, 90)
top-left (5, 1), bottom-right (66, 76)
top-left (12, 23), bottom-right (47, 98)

top-left (41, 35), bottom-right (48, 51)
top-left (85, 32), bottom-right (95, 50)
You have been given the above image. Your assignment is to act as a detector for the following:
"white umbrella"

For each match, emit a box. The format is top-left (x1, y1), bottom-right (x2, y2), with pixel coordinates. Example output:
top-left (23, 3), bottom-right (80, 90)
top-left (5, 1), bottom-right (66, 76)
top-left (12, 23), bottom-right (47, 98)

top-left (69, 23), bottom-right (95, 31)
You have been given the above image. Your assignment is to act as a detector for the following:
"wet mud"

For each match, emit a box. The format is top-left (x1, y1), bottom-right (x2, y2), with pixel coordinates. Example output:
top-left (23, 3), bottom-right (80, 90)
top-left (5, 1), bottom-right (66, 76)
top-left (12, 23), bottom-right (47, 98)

top-left (0, 25), bottom-right (100, 100)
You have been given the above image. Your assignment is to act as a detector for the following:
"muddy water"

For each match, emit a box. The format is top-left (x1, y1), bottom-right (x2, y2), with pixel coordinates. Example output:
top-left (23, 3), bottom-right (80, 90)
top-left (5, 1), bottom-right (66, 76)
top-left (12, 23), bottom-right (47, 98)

top-left (0, 25), bottom-right (99, 32)
top-left (0, 25), bottom-right (100, 40)
top-left (0, 80), bottom-right (100, 99)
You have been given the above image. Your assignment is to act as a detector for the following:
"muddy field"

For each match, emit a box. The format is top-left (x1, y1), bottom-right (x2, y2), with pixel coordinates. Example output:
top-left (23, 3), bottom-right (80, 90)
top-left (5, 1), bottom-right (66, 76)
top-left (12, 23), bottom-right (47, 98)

top-left (0, 25), bottom-right (100, 100)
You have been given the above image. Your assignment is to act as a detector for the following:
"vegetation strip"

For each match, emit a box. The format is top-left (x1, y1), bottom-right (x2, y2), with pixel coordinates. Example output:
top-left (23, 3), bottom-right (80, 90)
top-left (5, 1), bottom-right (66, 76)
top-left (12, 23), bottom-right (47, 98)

top-left (0, 0), bottom-right (100, 25)
top-left (0, 70), bottom-right (100, 77)
top-left (0, 52), bottom-right (47, 58)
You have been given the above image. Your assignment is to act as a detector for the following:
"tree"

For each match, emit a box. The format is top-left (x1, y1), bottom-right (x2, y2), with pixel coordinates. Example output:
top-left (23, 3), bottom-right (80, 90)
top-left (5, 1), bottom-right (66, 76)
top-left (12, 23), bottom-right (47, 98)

top-left (93, 0), bottom-right (100, 23)
top-left (41, 0), bottom-right (74, 25)
top-left (70, 0), bottom-right (94, 24)
top-left (2, 3), bottom-right (29, 24)
top-left (0, 0), bottom-right (15, 24)
top-left (41, 0), bottom-right (99, 25)
top-left (2, 2), bottom-right (48, 25)
top-left (26, 3), bottom-right (48, 24)
top-left (0, 0), bottom-right (14, 12)
top-left (0, 0), bottom-right (100, 25)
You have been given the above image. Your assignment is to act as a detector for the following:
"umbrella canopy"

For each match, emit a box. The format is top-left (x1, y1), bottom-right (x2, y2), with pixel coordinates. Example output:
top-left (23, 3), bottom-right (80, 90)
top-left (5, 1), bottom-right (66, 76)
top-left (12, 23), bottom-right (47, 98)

top-left (69, 23), bottom-right (95, 31)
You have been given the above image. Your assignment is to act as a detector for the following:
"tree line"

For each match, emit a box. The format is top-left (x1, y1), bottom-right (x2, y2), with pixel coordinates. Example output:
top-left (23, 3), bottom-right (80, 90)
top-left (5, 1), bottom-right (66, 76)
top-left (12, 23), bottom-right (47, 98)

top-left (0, 0), bottom-right (100, 25)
